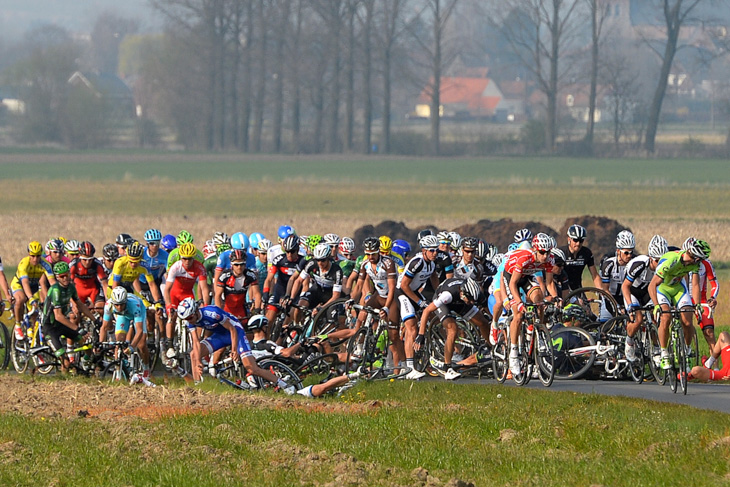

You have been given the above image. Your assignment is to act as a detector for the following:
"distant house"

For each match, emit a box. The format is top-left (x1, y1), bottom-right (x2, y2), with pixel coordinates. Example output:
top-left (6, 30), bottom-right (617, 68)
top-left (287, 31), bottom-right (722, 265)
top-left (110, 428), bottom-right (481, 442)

top-left (67, 71), bottom-right (135, 119)
top-left (0, 87), bottom-right (24, 114)
top-left (494, 80), bottom-right (528, 122)
top-left (416, 76), bottom-right (503, 120)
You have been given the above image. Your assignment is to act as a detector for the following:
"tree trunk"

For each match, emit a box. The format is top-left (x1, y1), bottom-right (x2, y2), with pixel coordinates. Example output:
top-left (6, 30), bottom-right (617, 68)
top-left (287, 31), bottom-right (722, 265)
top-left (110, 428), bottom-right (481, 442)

top-left (430, 0), bottom-right (442, 156)
top-left (252, 0), bottom-right (268, 152)
top-left (273, 0), bottom-right (290, 153)
top-left (363, 0), bottom-right (374, 154)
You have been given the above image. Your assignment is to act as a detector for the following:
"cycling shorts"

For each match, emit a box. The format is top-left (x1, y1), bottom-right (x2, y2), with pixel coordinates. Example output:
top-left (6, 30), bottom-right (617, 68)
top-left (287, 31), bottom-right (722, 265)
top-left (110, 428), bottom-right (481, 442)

top-left (200, 325), bottom-right (252, 358)
top-left (114, 314), bottom-right (147, 335)
top-left (656, 281), bottom-right (692, 309)
top-left (77, 284), bottom-right (104, 305)
top-left (300, 286), bottom-right (332, 309)
top-left (168, 288), bottom-right (195, 311)
top-left (708, 346), bottom-right (730, 380)
top-left (502, 272), bottom-right (539, 303)
top-left (395, 288), bottom-right (423, 323)
top-left (435, 303), bottom-right (478, 323)
top-left (42, 322), bottom-right (81, 354)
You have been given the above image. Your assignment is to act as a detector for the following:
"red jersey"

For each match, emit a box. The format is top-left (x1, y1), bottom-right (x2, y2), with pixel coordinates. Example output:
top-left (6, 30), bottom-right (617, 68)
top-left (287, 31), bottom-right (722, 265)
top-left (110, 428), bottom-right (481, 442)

top-left (504, 249), bottom-right (554, 276)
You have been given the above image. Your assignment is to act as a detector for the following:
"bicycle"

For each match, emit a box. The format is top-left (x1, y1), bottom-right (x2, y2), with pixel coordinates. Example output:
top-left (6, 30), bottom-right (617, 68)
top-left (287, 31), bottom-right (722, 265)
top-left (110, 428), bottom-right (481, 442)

top-left (565, 287), bottom-right (621, 323)
top-left (100, 341), bottom-right (150, 384)
top-left (661, 306), bottom-right (694, 395)
top-left (505, 301), bottom-right (555, 387)
top-left (0, 300), bottom-right (12, 369)
top-left (345, 303), bottom-right (411, 380)
top-left (11, 300), bottom-right (49, 374)
top-left (425, 312), bottom-right (489, 379)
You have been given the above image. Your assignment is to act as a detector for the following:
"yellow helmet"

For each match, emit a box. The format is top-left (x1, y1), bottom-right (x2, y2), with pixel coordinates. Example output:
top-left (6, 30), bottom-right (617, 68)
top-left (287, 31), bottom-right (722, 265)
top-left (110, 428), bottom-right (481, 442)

top-left (27, 241), bottom-right (43, 256)
top-left (379, 236), bottom-right (393, 253)
top-left (179, 243), bottom-right (197, 259)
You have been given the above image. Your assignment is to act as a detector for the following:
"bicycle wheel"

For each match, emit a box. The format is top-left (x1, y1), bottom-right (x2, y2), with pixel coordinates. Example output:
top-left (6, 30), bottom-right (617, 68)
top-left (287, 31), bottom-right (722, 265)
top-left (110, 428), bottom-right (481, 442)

top-left (676, 325), bottom-right (688, 395)
top-left (513, 327), bottom-right (531, 386)
top-left (295, 353), bottom-right (341, 385)
top-left (256, 359), bottom-right (302, 390)
top-left (102, 360), bottom-right (130, 383)
top-left (11, 335), bottom-right (30, 373)
top-left (643, 321), bottom-right (665, 385)
top-left (565, 287), bottom-right (620, 322)
top-left (492, 331), bottom-right (509, 383)
top-left (147, 325), bottom-right (161, 371)
top-left (345, 327), bottom-right (368, 372)
top-left (628, 336), bottom-right (645, 383)
top-left (534, 324), bottom-right (554, 387)
top-left (427, 316), bottom-right (479, 375)
top-left (550, 326), bottom-right (596, 380)
top-left (33, 347), bottom-right (57, 375)
top-left (311, 298), bottom-right (349, 337)
top-left (0, 322), bottom-right (10, 370)
top-left (667, 327), bottom-right (678, 393)
top-left (268, 308), bottom-right (288, 343)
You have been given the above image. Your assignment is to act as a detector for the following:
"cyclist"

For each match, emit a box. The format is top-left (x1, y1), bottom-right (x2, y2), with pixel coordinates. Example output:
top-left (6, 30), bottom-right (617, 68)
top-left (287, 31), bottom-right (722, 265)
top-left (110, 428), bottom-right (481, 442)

top-left (558, 224), bottom-right (602, 292)
top-left (161, 234), bottom-right (177, 253)
top-left (69, 241), bottom-right (108, 316)
top-left (599, 230), bottom-right (636, 311)
top-left (288, 243), bottom-right (343, 325)
top-left (0, 250), bottom-right (13, 313)
top-left (514, 228), bottom-right (532, 246)
top-left (214, 232), bottom-right (254, 285)
top-left (115, 233), bottom-right (134, 257)
top-left (254, 239), bottom-right (271, 285)
top-left (267, 225), bottom-right (297, 264)
top-left (64, 240), bottom-right (81, 261)
top-left (622, 235), bottom-right (667, 361)
top-left (549, 247), bottom-right (570, 300)
top-left (453, 237), bottom-right (484, 283)
top-left (99, 287), bottom-right (152, 380)
top-left (397, 234), bottom-right (440, 380)
top-left (416, 277), bottom-right (491, 380)
top-left (11, 241), bottom-right (54, 340)
top-left (45, 239), bottom-right (70, 266)
top-left (164, 243), bottom-right (211, 359)
top-left (421, 231), bottom-right (454, 301)
top-left (100, 244), bottom-right (119, 279)
top-left (167, 230), bottom-right (204, 270)
top-left (177, 297), bottom-right (296, 393)
top-left (648, 237), bottom-right (709, 370)
top-left (41, 262), bottom-right (98, 372)
top-left (214, 249), bottom-right (262, 324)
top-left (140, 228), bottom-right (169, 298)
top-left (263, 235), bottom-right (306, 326)
top-left (691, 254), bottom-right (719, 350)
top-left (688, 331), bottom-right (730, 381)
top-left (504, 233), bottom-right (558, 376)
top-left (390, 239), bottom-right (411, 274)
top-left (109, 242), bottom-right (164, 304)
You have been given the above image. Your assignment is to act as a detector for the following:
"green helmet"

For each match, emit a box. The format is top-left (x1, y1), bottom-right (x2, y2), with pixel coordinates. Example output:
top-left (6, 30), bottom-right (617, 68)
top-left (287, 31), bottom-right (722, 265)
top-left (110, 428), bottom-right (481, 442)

top-left (177, 230), bottom-right (194, 245)
top-left (562, 304), bottom-right (587, 323)
top-left (307, 234), bottom-right (323, 251)
top-left (216, 243), bottom-right (232, 257)
top-left (53, 261), bottom-right (70, 275)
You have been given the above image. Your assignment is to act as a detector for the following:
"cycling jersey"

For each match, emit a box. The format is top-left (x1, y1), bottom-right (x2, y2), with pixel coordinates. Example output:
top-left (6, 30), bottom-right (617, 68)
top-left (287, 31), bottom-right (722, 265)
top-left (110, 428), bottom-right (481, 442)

top-left (44, 255), bottom-right (71, 266)
top-left (166, 259), bottom-right (207, 308)
top-left (432, 277), bottom-right (479, 323)
top-left (109, 256), bottom-right (156, 294)
top-left (691, 259), bottom-right (719, 300)
top-left (504, 249), bottom-right (554, 276)
top-left (217, 268), bottom-right (258, 318)
top-left (204, 255), bottom-right (218, 287)
top-left (452, 255), bottom-right (485, 283)
top-left (600, 255), bottom-right (628, 303)
top-left (300, 260), bottom-right (343, 293)
top-left (42, 282), bottom-right (79, 326)
top-left (708, 345), bottom-right (730, 381)
top-left (166, 247), bottom-right (204, 271)
top-left (140, 247), bottom-right (169, 285)
top-left (103, 294), bottom-right (147, 334)
top-left (339, 258), bottom-right (356, 280)
top-left (254, 257), bottom-right (267, 286)
top-left (187, 305), bottom-right (252, 358)
top-left (0, 255), bottom-right (4, 271)
top-left (625, 255), bottom-right (654, 292)
top-left (655, 251), bottom-right (699, 286)
top-left (268, 253), bottom-right (306, 287)
top-left (69, 257), bottom-right (106, 303)
top-left (559, 245), bottom-right (595, 291)
top-left (359, 255), bottom-right (397, 298)
top-left (215, 249), bottom-right (256, 274)
top-left (12, 256), bottom-right (54, 293)
top-left (397, 254), bottom-right (436, 292)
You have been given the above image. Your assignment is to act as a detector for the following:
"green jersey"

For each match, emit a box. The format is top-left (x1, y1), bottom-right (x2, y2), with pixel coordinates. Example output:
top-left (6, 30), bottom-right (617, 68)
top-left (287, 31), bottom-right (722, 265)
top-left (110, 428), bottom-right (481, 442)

top-left (204, 255), bottom-right (218, 287)
top-left (655, 251), bottom-right (699, 286)
top-left (43, 282), bottom-right (78, 326)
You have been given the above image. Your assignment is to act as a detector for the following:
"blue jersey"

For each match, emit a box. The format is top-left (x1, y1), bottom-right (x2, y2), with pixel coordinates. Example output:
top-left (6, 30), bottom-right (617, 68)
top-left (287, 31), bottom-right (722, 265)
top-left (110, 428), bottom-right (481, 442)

top-left (254, 257), bottom-right (267, 285)
top-left (103, 294), bottom-right (147, 333)
top-left (216, 249), bottom-right (256, 273)
top-left (140, 247), bottom-right (169, 284)
top-left (187, 305), bottom-right (242, 331)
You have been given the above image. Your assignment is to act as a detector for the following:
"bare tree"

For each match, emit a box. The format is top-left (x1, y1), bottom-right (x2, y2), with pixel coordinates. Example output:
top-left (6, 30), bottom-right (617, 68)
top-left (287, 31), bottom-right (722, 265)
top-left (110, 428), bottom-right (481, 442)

top-left (89, 12), bottom-right (139, 74)
top-left (583, 0), bottom-right (610, 147)
top-left (361, 0), bottom-right (375, 153)
top-left (251, 0), bottom-right (269, 152)
top-left (271, 0), bottom-right (291, 153)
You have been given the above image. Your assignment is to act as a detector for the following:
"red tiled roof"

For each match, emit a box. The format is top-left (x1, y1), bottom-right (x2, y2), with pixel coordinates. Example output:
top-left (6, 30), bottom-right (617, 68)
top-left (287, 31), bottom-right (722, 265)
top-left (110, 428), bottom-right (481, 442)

top-left (419, 77), bottom-right (501, 114)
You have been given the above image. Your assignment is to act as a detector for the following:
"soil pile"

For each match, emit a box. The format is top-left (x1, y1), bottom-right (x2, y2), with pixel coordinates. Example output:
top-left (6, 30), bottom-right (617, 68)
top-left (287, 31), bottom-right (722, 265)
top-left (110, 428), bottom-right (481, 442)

top-left (558, 216), bottom-right (632, 260)
top-left (453, 219), bottom-right (556, 252)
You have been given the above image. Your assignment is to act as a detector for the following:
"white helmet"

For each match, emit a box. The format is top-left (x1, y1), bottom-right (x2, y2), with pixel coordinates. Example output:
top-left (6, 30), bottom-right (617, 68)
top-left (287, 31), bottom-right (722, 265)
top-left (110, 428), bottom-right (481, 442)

top-left (460, 278), bottom-right (482, 302)
top-left (257, 238), bottom-right (272, 253)
top-left (339, 237), bottom-right (355, 254)
top-left (420, 235), bottom-right (439, 249)
top-left (492, 253), bottom-right (505, 266)
top-left (514, 228), bottom-right (532, 242)
top-left (212, 231), bottom-right (229, 247)
top-left (323, 233), bottom-right (340, 246)
top-left (647, 235), bottom-right (668, 259)
top-left (177, 297), bottom-right (198, 320)
top-left (615, 230), bottom-right (636, 250)
top-left (448, 232), bottom-right (462, 251)
top-left (531, 233), bottom-right (554, 252)
top-left (313, 243), bottom-right (332, 260)
top-left (110, 286), bottom-right (128, 305)
top-left (567, 224), bottom-right (586, 240)
top-left (65, 239), bottom-right (81, 254)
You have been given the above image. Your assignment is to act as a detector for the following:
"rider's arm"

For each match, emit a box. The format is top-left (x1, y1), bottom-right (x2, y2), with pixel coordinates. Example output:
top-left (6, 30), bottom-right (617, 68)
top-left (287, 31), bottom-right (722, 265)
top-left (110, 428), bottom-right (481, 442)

top-left (418, 302), bottom-right (436, 335)
top-left (508, 270), bottom-right (524, 309)
top-left (690, 272), bottom-right (701, 308)
top-left (545, 272), bottom-right (558, 301)
top-left (621, 277), bottom-right (634, 311)
top-left (648, 274), bottom-right (662, 307)
top-left (73, 296), bottom-right (97, 322)
top-left (399, 274), bottom-right (421, 305)
top-left (589, 264), bottom-right (602, 288)
top-left (220, 318), bottom-right (239, 360)
top-left (248, 282), bottom-right (263, 311)
top-left (197, 275), bottom-right (211, 306)
top-left (214, 280), bottom-right (225, 309)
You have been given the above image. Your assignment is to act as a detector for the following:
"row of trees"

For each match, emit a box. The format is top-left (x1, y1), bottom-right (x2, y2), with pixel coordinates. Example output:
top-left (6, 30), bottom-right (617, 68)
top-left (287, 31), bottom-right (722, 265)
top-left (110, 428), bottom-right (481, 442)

top-left (2, 0), bottom-right (729, 154)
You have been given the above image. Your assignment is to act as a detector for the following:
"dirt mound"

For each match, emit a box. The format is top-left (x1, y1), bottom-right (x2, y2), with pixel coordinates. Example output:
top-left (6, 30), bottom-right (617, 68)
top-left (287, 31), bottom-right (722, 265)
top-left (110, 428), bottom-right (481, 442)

top-left (352, 220), bottom-right (434, 250)
top-left (453, 219), bottom-right (557, 253)
top-left (558, 216), bottom-right (631, 260)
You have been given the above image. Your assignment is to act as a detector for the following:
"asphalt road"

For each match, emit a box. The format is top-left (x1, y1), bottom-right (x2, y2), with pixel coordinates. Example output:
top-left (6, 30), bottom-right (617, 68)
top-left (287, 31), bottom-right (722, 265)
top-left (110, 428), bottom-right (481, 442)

top-left (455, 375), bottom-right (730, 413)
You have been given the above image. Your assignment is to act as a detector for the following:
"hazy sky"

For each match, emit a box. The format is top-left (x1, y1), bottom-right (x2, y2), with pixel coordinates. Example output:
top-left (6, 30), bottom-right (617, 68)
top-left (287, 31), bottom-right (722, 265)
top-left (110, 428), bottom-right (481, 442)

top-left (0, 0), bottom-right (161, 40)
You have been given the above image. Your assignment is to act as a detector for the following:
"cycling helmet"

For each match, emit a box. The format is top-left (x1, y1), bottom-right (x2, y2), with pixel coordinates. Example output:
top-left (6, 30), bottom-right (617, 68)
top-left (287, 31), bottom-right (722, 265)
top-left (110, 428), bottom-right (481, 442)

top-left (475, 240), bottom-right (488, 260)
top-left (53, 236), bottom-right (68, 246)
top-left (492, 253), bottom-right (505, 266)
top-left (531, 233), bottom-right (554, 252)
top-left (177, 230), bottom-right (194, 245)
top-left (449, 233), bottom-right (462, 251)
top-left (550, 247), bottom-right (566, 266)
top-left (339, 237), bottom-right (355, 255)
top-left (257, 239), bottom-right (272, 253)
top-left (213, 231), bottom-right (230, 247)
top-left (27, 241), bottom-right (43, 256)
top-left (460, 278), bottom-right (482, 303)
top-left (647, 235), bottom-right (668, 259)
top-left (247, 314), bottom-right (268, 332)
top-left (230, 232), bottom-right (249, 250)
top-left (110, 286), bottom-right (128, 305)
top-left (144, 228), bottom-right (162, 242)
top-left (177, 297), bottom-right (198, 320)
top-left (313, 243), bottom-right (331, 260)
top-left (282, 235), bottom-right (300, 253)
top-left (53, 261), bottom-right (69, 275)
top-left (363, 236), bottom-right (380, 254)
top-left (248, 232), bottom-right (264, 249)
top-left (65, 239), bottom-right (81, 255)
top-left (307, 234), bottom-right (323, 251)
top-left (417, 229), bottom-right (433, 241)
top-left (507, 242), bottom-right (520, 252)
top-left (514, 228), bottom-right (532, 243)
top-left (379, 236), bottom-right (393, 253)
top-left (420, 235), bottom-right (439, 249)
top-left (278, 225), bottom-right (295, 240)
top-left (436, 231), bottom-right (451, 244)
top-left (102, 243), bottom-right (119, 260)
top-left (216, 243), bottom-right (231, 257)
top-left (299, 235), bottom-right (309, 248)
top-left (127, 241), bottom-right (144, 260)
top-left (682, 237), bottom-right (711, 260)
top-left (567, 224), bottom-right (587, 240)
top-left (563, 303), bottom-right (587, 323)
top-left (161, 234), bottom-right (177, 251)
top-left (486, 243), bottom-right (498, 262)
top-left (392, 239), bottom-right (411, 257)
top-left (179, 243), bottom-right (197, 259)
top-left (47, 239), bottom-right (64, 253)
top-left (615, 230), bottom-right (635, 250)
top-left (462, 237), bottom-right (478, 251)
top-left (116, 233), bottom-right (134, 248)
top-left (202, 240), bottom-right (216, 259)
top-left (80, 241), bottom-right (96, 257)
top-left (324, 233), bottom-right (341, 246)
top-left (230, 249), bottom-right (247, 263)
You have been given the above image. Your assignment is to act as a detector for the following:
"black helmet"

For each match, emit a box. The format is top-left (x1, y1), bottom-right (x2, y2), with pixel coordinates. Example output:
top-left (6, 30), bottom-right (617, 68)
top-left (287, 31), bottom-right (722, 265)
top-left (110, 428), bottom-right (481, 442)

top-left (282, 234), bottom-right (300, 253)
top-left (115, 233), bottom-right (134, 248)
top-left (363, 236), bottom-right (380, 254)
top-left (103, 243), bottom-right (119, 260)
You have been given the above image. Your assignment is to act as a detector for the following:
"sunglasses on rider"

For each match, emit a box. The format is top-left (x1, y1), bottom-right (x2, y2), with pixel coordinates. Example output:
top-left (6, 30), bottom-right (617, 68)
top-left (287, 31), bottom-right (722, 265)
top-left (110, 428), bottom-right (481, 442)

top-left (571, 238), bottom-right (584, 243)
